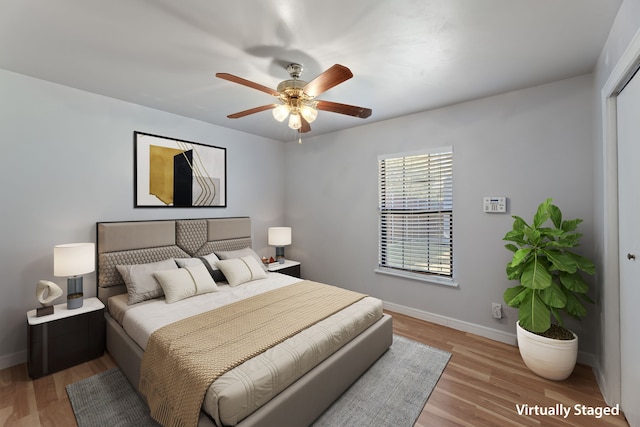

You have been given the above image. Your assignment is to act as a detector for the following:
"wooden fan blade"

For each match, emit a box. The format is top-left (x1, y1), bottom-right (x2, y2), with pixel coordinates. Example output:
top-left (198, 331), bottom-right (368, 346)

top-left (299, 116), bottom-right (311, 133)
top-left (216, 73), bottom-right (280, 97)
top-left (227, 104), bottom-right (277, 119)
top-left (315, 100), bottom-right (372, 119)
top-left (303, 64), bottom-right (353, 98)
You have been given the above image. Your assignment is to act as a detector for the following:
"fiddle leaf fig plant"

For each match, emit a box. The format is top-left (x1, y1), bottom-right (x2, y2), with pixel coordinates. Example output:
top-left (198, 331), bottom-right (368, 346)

top-left (503, 198), bottom-right (595, 334)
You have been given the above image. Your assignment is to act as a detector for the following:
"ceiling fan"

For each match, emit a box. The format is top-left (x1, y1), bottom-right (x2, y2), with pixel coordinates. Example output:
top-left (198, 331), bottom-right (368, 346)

top-left (216, 63), bottom-right (372, 135)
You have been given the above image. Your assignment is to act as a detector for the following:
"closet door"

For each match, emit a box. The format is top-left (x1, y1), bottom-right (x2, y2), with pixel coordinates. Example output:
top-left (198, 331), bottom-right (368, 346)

top-left (617, 68), bottom-right (640, 427)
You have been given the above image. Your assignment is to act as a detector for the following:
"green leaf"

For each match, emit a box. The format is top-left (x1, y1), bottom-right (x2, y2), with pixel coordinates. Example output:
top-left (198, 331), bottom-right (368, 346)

top-left (550, 307), bottom-right (564, 327)
top-left (506, 263), bottom-right (524, 280)
top-left (543, 250), bottom-right (577, 273)
top-left (540, 282), bottom-right (567, 308)
top-left (504, 285), bottom-right (529, 307)
top-left (549, 204), bottom-right (562, 228)
top-left (561, 218), bottom-right (583, 232)
top-left (520, 258), bottom-right (552, 290)
top-left (538, 227), bottom-right (565, 238)
top-left (503, 230), bottom-right (526, 245)
top-left (541, 240), bottom-right (565, 249)
top-left (533, 199), bottom-right (552, 228)
top-left (504, 243), bottom-right (519, 253)
top-left (579, 292), bottom-right (595, 305)
top-left (556, 232), bottom-right (582, 248)
top-left (564, 290), bottom-right (587, 320)
top-left (559, 272), bottom-right (589, 293)
top-left (510, 248), bottom-right (532, 267)
top-left (519, 290), bottom-right (551, 333)
top-left (511, 216), bottom-right (528, 230)
top-left (523, 227), bottom-right (541, 245)
top-left (566, 252), bottom-right (596, 275)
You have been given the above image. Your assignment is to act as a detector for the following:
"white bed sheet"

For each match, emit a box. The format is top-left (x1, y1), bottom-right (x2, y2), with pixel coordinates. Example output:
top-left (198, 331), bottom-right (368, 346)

top-left (114, 272), bottom-right (302, 350)
top-left (109, 273), bottom-right (383, 426)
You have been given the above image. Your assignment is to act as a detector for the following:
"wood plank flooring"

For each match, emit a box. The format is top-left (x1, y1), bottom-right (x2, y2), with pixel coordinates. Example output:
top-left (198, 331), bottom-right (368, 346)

top-left (0, 353), bottom-right (116, 426)
top-left (0, 311), bottom-right (629, 426)
top-left (391, 311), bottom-right (629, 427)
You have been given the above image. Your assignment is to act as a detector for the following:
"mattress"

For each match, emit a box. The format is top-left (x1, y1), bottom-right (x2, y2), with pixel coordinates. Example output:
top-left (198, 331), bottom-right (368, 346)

top-left (108, 272), bottom-right (383, 426)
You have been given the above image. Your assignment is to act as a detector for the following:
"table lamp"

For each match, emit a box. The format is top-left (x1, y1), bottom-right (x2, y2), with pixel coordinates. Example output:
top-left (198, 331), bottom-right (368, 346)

top-left (54, 243), bottom-right (95, 309)
top-left (268, 227), bottom-right (291, 264)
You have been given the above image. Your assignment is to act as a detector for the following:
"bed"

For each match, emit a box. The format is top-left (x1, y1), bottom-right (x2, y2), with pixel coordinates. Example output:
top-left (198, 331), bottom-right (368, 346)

top-left (96, 217), bottom-right (393, 427)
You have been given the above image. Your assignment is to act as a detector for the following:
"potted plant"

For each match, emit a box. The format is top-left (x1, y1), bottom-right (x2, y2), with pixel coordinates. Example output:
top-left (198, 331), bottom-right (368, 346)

top-left (503, 198), bottom-right (595, 380)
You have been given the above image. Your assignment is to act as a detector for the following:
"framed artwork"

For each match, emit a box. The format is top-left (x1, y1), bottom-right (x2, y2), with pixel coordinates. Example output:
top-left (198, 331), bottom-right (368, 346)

top-left (134, 131), bottom-right (226, 208)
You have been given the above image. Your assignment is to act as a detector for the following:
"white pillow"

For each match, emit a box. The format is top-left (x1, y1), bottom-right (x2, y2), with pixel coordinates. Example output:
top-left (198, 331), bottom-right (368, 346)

top-left (116, 258), bottom-right (177, 305)
top-left (216, 255), bottom-right (268, 286)
top-left (216, 247), bottom-right (267, 271)
top-left (153, 263), bottom-right (219, 303)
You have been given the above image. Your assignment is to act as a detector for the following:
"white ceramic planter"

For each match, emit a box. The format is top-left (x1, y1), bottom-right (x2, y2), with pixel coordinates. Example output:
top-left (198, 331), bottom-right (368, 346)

top-left (516, 321), bottom-right (578, 381)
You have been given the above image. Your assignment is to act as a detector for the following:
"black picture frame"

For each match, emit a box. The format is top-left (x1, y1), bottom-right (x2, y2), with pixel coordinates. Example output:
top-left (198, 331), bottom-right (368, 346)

top-left (134, 131), bottom-right (227, 208)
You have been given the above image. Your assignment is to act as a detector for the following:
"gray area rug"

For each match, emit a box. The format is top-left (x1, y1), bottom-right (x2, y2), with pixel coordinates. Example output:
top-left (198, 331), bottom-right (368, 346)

top-left (66, 368), bottom-right (160, 427)
top-left (312, 335), bottom-right (451, 426)
top-left (67, 335), bottom-right (450, 427)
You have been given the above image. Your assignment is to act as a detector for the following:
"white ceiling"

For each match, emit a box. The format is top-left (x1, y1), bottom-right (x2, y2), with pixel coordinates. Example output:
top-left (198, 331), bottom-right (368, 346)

top-left (0, 0), bottom-right (621, 142)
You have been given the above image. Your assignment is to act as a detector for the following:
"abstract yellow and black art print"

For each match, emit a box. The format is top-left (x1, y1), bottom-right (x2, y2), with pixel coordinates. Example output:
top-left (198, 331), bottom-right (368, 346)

top-left (134, 131), bottom-right (226, 207)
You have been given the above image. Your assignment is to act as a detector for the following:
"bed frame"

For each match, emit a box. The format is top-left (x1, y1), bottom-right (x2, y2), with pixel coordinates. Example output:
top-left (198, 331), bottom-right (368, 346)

top-left (96, 217), bottom-right (393, 427)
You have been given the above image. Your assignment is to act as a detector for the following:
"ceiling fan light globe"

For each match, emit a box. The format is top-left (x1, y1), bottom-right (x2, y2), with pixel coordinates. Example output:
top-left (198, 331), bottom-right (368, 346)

top-left (300, 105), bottom-right (318, 123)
top-left (288, 113), bottom-right (302, 130)
top-left (272, 104), bottom-right (289, 122)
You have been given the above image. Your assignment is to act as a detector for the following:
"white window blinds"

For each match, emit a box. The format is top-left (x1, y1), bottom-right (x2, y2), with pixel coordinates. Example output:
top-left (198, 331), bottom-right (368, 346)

top-left (378, 147), bottom-right (453, 278)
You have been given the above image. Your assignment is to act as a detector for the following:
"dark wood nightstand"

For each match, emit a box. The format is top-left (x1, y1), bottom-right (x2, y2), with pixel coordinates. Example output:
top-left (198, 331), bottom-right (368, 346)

top-left (267, 260), bottom-right (301, 278)
top-left (27, 297), bottom-right (105, 379)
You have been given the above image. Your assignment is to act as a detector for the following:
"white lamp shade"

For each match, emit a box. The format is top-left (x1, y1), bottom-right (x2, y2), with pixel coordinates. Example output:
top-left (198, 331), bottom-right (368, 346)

top-left (300, 105), bottom-right (318, 123)
top-left (272, 104), bottom-right (290, 122)
top-left (268, 227), bottom-right (292, 246)
top-left (54, 243), bottom-right (95, 277)
top-left (288, 113), bottom-right (302, 130)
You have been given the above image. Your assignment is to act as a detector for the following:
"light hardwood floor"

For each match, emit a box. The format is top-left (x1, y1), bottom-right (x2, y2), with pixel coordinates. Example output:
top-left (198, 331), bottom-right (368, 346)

top-left (391, 312), bottom-right (629, 427)
top-left (0, 311), bottom-right (629, 427)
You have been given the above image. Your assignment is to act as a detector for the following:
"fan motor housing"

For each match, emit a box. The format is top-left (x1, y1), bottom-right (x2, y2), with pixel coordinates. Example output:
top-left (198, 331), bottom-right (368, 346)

top-left (277, 79), bottom-right (307, 94)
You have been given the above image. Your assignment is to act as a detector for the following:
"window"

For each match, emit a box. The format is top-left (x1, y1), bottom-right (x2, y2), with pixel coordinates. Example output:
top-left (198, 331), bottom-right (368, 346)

top-left (377, 147), bottom-right (453, 284)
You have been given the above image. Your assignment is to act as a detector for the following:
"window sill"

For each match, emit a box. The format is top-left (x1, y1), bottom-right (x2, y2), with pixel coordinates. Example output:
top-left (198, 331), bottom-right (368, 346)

top-left (374, 267), bottom-right (458, 287)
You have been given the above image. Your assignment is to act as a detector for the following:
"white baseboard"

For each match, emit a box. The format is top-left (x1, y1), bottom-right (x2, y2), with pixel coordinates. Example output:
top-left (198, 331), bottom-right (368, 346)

top-left (383, 300), bottom-right (517, 345)
top-left (382, 300), bottom-right (596, 367)
top-left (0, 350), bottom-right (26, 371)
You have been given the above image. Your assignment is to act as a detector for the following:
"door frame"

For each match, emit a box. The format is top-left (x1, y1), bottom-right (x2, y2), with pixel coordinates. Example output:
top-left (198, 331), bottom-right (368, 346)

top-left (600, 30), bottom-right (640, 406)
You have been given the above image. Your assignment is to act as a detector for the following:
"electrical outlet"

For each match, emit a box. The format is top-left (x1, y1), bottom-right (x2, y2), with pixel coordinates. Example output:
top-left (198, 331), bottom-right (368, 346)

top-left (492, 303), bottom-right (502, 319)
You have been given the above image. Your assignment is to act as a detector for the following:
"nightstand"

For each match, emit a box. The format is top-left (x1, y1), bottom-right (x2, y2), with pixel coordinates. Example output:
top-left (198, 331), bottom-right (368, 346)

top-left (268, 260), bottom-right (301, 278)
top-left (27, 297), bottom-right (105, 379)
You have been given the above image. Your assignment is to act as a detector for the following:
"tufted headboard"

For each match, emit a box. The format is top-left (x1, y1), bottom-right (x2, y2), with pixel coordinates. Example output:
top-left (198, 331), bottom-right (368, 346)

top-left (96, 217), bottom-right (251, 305)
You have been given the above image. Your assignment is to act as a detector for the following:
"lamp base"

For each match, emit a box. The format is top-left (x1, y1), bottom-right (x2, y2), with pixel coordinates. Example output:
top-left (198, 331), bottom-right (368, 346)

top-left (275, 246), bottom-right (285, 264)
top-left (67, 276), bottom-right (84, 309)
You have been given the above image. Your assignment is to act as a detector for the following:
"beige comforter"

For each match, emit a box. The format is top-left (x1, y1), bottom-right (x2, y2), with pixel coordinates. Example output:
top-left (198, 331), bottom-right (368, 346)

top-left (139, 280), bottom-right (366, 427)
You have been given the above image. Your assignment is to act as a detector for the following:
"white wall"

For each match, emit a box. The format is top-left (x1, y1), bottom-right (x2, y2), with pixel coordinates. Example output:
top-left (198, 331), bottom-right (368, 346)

top-left (285, 74), bottom-right (597, 355)
top-left (0, 69), bottom-right (285, 368)
top-left (592, 0), bottom-right (640, 405)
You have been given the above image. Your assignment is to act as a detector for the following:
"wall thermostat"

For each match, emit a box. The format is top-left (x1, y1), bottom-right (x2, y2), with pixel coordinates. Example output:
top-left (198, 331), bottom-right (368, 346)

top-left (483, 197), bottom-right (506, 213)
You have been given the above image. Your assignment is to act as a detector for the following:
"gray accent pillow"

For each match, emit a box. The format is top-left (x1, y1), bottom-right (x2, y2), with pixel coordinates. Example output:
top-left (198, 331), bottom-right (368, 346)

top-left (116, 258), bottom-right (178, 305)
